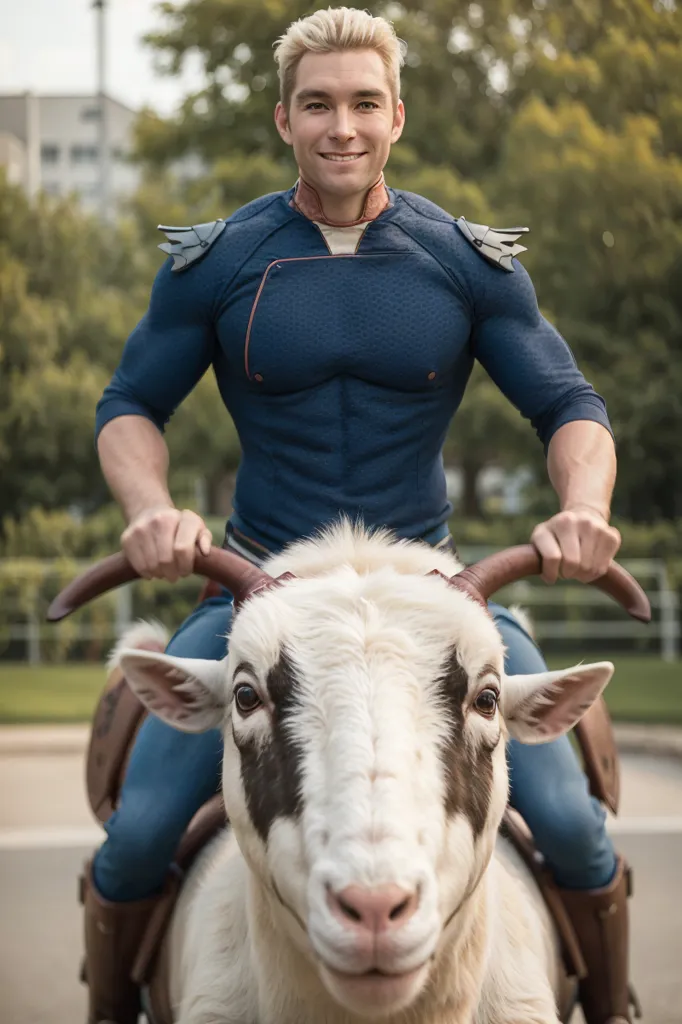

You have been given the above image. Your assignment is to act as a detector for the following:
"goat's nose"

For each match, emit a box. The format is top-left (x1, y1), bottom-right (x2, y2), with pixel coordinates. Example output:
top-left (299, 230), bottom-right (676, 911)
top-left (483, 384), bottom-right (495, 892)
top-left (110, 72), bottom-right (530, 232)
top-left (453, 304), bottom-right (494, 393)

top-left (327, 884), bottom-right (419, 934)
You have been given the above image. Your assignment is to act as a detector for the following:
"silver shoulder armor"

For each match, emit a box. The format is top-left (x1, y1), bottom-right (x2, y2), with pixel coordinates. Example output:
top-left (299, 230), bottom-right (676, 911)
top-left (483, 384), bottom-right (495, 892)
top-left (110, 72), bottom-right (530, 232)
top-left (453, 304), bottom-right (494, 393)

top-left (157, 219), bottom-right (227, 272)
top-left (455, 217), bottom-right (529, 273)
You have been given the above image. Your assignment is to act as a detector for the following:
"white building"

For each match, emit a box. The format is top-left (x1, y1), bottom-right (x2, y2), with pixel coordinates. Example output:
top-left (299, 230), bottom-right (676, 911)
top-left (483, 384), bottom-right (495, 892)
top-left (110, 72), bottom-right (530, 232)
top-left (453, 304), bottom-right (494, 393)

top-left (0, 91), bottom-right (140, 213)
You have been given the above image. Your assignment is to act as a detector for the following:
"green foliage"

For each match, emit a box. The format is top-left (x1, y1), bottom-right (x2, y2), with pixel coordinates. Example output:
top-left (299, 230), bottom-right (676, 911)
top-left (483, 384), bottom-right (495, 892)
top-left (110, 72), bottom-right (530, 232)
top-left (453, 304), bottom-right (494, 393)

top-left (0, 506), bottom-right (125, 559)
top-left (0, 172), bottom-right (243, 526)
top-left (0, 176), bottom-right (148, 521)
top-left (451, 514), bottom-right (682, 562)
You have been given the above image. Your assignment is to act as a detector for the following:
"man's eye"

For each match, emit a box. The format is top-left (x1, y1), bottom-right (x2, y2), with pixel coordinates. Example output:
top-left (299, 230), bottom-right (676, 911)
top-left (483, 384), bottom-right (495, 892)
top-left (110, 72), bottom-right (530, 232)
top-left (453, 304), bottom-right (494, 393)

top-left (234, 684), bottom-right (263, 715)
top-left (473, 688), bottom-right (499, 718)
top-left (304, 102), bottom-right (326, 110)
top-left (358, 101), bottom-right (379, 109)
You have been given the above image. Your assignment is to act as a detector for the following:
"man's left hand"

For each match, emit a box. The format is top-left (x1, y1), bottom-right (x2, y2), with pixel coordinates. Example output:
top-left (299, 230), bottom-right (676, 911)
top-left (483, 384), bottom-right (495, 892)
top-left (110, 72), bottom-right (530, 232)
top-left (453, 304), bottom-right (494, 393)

top-left (530, 505), bottom-right (622, 584)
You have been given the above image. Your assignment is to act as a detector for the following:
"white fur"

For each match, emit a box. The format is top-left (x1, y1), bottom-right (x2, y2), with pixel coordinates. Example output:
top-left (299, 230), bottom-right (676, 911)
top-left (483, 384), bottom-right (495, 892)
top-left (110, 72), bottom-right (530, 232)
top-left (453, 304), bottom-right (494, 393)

top-left (116, 525), bottom-right (610, 1024)
top-left (107, 618), bottom-right (169, 671)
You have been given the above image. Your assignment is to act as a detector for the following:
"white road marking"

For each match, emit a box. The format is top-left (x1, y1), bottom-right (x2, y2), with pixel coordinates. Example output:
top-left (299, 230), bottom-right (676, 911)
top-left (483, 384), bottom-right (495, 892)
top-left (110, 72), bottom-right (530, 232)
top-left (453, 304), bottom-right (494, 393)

top-left (0, 826), bottom-right (104, 850)
top-left (607, 816), bottom-right (682, 835)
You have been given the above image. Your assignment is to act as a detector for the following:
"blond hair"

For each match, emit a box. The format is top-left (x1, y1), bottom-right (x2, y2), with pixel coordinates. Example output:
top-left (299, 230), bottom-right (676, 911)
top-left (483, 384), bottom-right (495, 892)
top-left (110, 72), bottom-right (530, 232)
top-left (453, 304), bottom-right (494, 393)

top-left (274, 7), bottom-right (406, 109)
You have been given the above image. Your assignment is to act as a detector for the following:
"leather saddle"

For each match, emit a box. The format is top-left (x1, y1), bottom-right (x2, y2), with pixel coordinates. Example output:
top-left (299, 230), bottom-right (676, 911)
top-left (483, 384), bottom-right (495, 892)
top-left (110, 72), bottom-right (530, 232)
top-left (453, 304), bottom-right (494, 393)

top-left (84, 664), bottom-right (621, 1024)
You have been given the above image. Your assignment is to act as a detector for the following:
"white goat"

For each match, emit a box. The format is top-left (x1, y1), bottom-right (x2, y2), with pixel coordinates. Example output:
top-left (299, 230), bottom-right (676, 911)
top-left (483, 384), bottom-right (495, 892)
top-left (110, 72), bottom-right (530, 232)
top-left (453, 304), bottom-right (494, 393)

top-left (115, 525), bottom-right (613, 1024)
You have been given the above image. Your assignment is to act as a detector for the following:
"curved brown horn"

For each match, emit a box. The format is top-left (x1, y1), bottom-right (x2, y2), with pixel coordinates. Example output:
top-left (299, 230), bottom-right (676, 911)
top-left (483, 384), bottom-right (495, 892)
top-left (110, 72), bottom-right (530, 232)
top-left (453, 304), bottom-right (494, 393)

top-left (46, 546), bottom-right (274, 623)
top-left (449, 544), bottom-right (651, 623)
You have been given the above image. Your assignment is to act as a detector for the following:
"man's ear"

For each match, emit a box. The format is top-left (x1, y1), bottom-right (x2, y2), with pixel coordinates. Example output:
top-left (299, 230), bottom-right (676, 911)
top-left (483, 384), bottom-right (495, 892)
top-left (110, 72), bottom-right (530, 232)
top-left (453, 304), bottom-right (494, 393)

top-left (119, 650), bottom-right (228, 733)
top-left (391, 99), bottom-right (406, 143)
top-left (501, 662), bottom-right (614, 744)
top-left (274, 101), bottom-right (293, 145)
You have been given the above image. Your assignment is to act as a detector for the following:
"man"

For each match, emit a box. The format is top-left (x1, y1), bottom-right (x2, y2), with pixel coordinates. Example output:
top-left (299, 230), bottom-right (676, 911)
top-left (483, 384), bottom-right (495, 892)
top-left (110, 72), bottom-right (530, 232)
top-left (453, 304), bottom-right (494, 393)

top-left (87, 7), bottom-right (634, 1024)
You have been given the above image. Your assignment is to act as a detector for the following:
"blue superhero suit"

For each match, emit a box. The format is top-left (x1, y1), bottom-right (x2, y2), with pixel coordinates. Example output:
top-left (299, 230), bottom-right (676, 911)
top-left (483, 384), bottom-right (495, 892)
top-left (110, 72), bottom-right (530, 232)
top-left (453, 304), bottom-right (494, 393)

top-left (93, 185), bottom-right (616, 902)
top-left (96, 187), bottom-right (610, 551)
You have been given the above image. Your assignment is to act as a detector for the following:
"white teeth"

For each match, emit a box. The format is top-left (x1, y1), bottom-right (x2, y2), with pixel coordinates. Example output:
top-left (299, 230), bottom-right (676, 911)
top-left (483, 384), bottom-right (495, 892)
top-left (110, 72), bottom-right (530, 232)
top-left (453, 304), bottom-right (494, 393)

top-left (322, 154), bottom-right (363, 162)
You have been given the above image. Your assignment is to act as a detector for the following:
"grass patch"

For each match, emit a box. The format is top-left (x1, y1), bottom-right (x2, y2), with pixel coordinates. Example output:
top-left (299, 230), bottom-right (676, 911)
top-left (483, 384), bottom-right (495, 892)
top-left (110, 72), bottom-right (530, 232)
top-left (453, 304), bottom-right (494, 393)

top-left (0, 654), bottom-right (680, 725)
top-left (0, 663), bottom-right (104, 724)
top-left (546, 653), bottom-right (682, 724)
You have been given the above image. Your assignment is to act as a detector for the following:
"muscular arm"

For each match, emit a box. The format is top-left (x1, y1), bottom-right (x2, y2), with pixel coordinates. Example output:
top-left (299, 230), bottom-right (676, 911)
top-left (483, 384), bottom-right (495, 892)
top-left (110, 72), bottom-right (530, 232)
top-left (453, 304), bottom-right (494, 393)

top-left (95, 253), bottom-right (220, 578)
top-left (468, 257), bottom-right (620, 582)
top-left (547, 420), bottom-right (616, 520)
top-left (531, 420), bottom-right (621, 583)
top-left (98, 414), bottom-right (212, 580)
top-left (98, 415), bottom-right (173, 523)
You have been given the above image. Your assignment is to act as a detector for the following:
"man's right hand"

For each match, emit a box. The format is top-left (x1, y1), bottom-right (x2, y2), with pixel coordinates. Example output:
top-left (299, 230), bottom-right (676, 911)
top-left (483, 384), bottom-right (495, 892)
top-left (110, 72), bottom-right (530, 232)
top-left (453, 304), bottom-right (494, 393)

top-left (121, 506), bottom-right (213, 582)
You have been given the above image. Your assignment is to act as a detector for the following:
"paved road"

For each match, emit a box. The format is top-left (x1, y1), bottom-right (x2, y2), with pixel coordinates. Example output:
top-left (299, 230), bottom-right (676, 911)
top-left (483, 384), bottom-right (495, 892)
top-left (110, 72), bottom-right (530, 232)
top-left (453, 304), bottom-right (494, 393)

top-left (1, 752), bottom-right (681, 1023)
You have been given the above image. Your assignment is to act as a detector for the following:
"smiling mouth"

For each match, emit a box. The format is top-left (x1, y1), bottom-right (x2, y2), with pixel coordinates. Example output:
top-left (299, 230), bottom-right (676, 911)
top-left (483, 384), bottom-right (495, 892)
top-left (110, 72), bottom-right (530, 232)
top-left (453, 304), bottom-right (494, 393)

top-left (320, 153), bottom-right (366, 162)
top-left (323, 961), bottom-right (427, 982)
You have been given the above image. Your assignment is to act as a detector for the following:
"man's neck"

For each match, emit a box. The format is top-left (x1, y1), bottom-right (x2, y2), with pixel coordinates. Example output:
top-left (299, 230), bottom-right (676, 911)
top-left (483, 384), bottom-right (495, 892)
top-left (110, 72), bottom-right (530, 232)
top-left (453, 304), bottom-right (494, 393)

top-left (292, 175), bottom-right (390, 227)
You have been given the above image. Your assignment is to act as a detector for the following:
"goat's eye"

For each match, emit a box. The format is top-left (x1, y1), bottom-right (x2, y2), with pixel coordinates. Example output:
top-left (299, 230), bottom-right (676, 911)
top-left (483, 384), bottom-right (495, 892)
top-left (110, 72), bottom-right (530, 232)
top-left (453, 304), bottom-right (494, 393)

top-left (474, 688), bottom-right (499, 718)
top-left (234, 684), bottom-right (262, 715)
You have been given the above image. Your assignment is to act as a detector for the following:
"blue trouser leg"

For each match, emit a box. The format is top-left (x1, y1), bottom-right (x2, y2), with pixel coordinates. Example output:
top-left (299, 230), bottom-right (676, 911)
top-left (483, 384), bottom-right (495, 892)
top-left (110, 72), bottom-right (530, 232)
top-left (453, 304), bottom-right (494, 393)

top-left (93, 595), bottom-right (232, 902)
top-left (491, 603), bottom-right (617, 891)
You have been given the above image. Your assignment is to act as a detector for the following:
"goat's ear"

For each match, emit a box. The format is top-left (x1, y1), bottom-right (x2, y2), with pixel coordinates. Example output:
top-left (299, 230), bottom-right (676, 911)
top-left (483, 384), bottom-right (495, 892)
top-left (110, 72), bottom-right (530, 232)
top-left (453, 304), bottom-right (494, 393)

top-left (501, 662), bottom-right (614, 744)
top-left (118, 650), bottom-right (227, 733)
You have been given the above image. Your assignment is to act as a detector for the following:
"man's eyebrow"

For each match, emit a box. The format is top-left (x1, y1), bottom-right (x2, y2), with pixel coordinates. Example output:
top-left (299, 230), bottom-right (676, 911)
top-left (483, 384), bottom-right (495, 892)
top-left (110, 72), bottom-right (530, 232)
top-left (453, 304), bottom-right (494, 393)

top-left (295, 88), bottom-right (388, 103)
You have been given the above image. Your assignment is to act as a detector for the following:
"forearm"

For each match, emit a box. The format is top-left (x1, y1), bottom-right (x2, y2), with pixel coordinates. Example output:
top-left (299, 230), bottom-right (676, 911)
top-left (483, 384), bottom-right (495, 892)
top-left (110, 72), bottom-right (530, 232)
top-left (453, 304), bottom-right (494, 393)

top-left (97, 415), bottom-right (174, 524)
top-left (546, 420), bottom-right (616, 521)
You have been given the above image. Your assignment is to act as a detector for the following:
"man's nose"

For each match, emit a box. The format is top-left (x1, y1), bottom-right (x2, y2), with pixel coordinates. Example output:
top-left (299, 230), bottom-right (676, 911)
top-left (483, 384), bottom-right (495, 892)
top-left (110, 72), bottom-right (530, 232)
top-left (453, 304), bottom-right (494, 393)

top-left (329, 109), bottom-right (356, 142)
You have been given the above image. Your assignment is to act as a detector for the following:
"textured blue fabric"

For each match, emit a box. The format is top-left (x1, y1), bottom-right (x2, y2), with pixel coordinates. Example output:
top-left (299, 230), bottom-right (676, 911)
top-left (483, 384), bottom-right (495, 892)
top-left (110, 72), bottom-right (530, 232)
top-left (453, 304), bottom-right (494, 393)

top-left (93, 595), bottom-right (614, 901)
top-left (492, 604), bottom-right (617, 889)
top-left (95, 187), bottom-right (612, 552)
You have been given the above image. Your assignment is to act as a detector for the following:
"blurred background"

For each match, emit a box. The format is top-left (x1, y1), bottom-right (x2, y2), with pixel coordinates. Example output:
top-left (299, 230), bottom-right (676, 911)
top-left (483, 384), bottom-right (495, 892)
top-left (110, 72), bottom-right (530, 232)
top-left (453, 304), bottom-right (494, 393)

top-left (0, 2), bottom-right (680, 1022)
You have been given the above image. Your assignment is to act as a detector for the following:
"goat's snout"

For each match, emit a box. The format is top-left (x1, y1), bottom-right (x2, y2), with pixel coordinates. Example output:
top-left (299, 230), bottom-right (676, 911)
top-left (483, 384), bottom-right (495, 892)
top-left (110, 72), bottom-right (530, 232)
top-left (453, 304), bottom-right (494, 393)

top-left (327, 884), bottom-right (419, 935)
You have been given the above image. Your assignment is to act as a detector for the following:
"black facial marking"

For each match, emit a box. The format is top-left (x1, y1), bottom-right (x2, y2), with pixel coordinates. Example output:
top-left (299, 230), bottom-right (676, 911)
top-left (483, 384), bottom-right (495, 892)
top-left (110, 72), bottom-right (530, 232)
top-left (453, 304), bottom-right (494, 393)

top-left (235, 650), bottom-right (304, 843)
top-left (437, 650), bottom-right (495, 838)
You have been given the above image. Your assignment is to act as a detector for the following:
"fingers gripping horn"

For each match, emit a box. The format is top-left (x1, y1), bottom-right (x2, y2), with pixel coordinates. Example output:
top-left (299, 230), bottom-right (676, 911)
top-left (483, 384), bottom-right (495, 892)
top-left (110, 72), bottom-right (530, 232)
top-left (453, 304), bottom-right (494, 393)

top-left (447, 544), bottom-right (651, 623)
top-left (46, 547), bottom-right (282, 622)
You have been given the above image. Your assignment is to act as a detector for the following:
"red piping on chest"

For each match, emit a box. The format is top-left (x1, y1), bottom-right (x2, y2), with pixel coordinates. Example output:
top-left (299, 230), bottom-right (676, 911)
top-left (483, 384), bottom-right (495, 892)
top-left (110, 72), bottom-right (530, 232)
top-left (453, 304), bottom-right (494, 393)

top-left (243, 254), bottom-right (366, 381)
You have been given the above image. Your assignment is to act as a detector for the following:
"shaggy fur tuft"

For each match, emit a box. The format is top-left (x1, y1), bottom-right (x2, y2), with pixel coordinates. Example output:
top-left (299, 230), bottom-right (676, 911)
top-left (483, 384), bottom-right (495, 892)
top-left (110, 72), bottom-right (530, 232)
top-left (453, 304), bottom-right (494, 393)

top-left (263, 518), bottom-right (464, 582)
top-left (508, 604), bottom-right (535, 640)
top-left (106, 619), bottom-right (169, 672)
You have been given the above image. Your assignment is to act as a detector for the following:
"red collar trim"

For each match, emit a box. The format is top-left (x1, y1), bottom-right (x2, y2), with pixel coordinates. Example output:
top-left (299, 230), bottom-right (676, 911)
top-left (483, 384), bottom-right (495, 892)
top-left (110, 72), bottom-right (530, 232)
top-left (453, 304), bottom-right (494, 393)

top-left (291, 175), bottom-right (390, 226)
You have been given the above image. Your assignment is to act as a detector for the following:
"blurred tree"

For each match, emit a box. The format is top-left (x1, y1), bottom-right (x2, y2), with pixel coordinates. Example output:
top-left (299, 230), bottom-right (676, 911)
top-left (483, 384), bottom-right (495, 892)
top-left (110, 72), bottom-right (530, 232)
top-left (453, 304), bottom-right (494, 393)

top-left (0, 181), bottom-right (145, 520)
top-left (496, 100), bottom-right (682, 518)
top-left (0, 174), bottom-right (242, 526)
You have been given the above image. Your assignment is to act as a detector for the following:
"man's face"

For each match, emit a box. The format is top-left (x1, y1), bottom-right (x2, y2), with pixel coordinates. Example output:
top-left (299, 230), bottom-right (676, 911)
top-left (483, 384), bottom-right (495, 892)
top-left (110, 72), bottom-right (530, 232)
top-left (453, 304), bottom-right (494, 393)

top-left (275, 49), bottom-right (405, 202)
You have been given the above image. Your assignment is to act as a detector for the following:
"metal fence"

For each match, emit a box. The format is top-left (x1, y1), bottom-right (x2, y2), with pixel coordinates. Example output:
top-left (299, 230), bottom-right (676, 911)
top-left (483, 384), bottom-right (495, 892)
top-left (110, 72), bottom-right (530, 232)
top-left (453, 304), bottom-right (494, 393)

top-left (0, 555), bottom-right (678, 664)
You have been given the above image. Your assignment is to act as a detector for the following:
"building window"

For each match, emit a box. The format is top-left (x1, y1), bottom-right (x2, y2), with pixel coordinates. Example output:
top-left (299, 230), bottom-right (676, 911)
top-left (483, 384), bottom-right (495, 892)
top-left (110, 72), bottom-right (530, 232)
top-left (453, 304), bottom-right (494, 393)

top-left (80, 106), bottom-right (101, 122)
top-left (71, 144), bottom-right (99, 165)
top-left (41, 143), bottom-right (60, 164)
top-left (43, 182), bottom-right (62, 196)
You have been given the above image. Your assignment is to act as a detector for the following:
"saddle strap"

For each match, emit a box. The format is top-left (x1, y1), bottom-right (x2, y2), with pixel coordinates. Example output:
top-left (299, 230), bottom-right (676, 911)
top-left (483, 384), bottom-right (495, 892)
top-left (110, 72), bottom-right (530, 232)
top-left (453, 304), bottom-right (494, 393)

top-left (87, 666), bottom-right (147, 823)
top-left (573, 695), bottom-right (620, 815)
